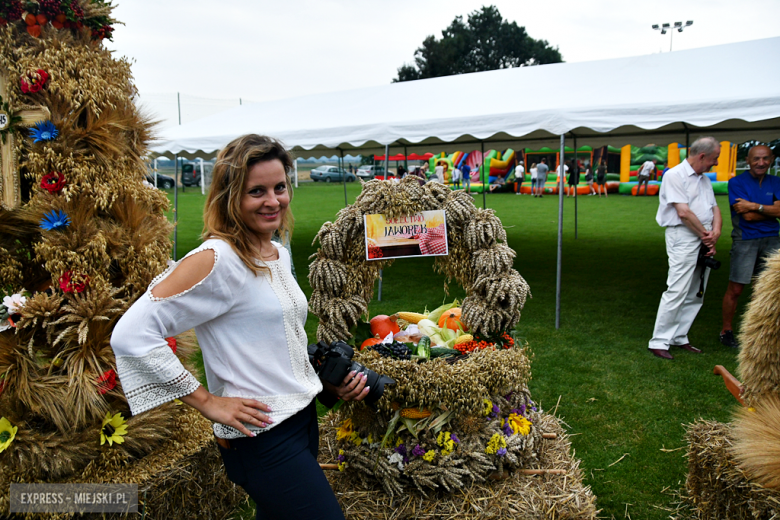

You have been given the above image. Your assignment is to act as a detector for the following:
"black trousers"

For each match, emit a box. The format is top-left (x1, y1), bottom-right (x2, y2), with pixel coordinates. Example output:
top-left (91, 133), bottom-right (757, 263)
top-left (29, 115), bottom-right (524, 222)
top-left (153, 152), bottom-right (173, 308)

top-left (218, 402), bottom-right (345, 520)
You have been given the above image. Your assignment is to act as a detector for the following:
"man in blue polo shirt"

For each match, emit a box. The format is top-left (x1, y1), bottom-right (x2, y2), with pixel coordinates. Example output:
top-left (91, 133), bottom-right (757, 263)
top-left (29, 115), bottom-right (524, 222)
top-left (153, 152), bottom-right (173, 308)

top-left (720, 145), bottom-right (780, 348)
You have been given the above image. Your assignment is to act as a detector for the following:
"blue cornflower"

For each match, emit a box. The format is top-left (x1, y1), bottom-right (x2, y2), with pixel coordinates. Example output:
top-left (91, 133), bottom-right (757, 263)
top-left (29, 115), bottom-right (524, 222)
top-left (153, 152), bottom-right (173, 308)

top-left (40, 209), bottom-right (70, 231)
top-left (29, 121), bottom-right (59, 143)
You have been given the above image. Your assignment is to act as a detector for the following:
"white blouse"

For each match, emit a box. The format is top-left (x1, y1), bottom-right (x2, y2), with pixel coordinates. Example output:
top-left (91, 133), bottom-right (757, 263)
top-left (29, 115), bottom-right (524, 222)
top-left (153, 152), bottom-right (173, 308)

top-left (111, 238), bottom-right (323, 439)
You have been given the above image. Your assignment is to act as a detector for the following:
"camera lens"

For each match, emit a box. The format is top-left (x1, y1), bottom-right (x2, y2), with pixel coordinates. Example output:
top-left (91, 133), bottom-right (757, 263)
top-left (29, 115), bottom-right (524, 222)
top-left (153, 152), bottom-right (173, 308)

top-left (352, 362), bottom-right (395, 404)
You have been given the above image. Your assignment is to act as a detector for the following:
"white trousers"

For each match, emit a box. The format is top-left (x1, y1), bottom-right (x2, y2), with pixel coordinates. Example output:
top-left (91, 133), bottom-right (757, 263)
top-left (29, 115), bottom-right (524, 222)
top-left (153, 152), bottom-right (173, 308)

top-left (649, 225), bottom-right (711, 350)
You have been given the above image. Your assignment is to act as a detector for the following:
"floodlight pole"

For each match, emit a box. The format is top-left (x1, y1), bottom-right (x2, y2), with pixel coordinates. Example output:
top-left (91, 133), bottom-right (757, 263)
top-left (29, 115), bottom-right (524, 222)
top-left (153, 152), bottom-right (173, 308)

top-left (556, 134), bottom-right (565, 329)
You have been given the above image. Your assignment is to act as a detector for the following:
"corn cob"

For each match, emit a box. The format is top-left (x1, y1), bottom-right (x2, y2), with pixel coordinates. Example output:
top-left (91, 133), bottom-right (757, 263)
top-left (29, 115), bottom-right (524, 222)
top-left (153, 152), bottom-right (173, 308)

top-left (400, 407), bottom-right (432, 419)
top-left (454, 334), bottom-right (474, 345)
top-left (393, 312), bottom-right (427, 324)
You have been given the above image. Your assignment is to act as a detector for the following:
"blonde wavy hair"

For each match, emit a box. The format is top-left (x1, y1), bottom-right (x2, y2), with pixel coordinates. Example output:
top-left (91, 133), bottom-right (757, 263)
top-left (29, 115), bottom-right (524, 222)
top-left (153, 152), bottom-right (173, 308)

top-left (202, 134), bottom-right (295, 275)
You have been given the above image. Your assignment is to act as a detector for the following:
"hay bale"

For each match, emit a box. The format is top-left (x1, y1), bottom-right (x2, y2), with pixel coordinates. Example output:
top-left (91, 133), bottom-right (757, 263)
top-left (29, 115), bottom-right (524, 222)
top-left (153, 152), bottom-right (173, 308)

top-left (683, 420), bottom-right (780, 519)
top-left (320, 412), bottom-right (598, 519)
top-left (0, 407), bottom-right (246, 519)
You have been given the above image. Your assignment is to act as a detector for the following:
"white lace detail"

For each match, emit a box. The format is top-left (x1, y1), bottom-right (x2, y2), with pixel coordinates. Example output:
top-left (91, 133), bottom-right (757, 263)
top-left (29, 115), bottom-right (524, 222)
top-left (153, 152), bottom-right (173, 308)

top-left (116, 346), bottom-right (201, 414)
top-left (266, 259), bottom-right (320, 387)
top-left (212, 391), bottom-right (319, 439)
top-left (147, 246), bottom-right (219, 302)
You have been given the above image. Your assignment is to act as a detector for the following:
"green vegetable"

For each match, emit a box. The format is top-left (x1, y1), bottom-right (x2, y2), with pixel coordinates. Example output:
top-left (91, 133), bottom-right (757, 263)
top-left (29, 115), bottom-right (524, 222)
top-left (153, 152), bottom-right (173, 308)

top-left (430, 347), bottom-right (459, 358)
top-left (417, 336), bottom-right (431, 359)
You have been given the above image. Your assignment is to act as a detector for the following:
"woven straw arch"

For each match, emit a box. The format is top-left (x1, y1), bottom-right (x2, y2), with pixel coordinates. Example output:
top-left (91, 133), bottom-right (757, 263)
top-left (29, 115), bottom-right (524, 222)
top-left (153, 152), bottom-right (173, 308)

top-left (308, 177), bottom-right (530, 343)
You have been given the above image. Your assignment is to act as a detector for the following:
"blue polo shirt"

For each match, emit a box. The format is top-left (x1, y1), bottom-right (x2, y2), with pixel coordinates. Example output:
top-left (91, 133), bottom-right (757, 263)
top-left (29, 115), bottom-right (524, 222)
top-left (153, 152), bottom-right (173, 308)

top-left (728, 171), bottom-right (780, 240)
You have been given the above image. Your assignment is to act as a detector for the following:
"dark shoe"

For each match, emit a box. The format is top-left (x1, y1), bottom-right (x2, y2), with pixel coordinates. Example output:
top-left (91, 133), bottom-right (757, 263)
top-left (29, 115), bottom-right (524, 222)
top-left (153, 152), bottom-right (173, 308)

top-left (672, 343), bottom-right (702, 354)
top-left (719, 330), bottom-right (739, 349)
top-left (649, 348), bottom-right (673, 360)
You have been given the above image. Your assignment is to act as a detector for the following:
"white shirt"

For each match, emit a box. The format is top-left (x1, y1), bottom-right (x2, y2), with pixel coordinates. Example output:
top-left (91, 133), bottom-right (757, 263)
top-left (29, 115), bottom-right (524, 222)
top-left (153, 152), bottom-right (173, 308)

top-left (656, 160), bottom-right (717, 227)
top-left (516, 165), bottom-right (525, 175)
top-left (557, 164), bottom-right (568, 176)
top-left (434, 165), bottom-right (444, 183)
top-left (452, 168), bottom-right (461, 181)
top-left (530, 167), bottom-right (538, 180)
top-left (111, 239), bottom-right (322, 438)
top-left (638, 161), bottom-right (655, 178)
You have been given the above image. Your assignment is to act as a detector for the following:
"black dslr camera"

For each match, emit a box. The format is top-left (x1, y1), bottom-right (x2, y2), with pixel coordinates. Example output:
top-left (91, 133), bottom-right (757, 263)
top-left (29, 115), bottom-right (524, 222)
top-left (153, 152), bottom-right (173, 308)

top-left (697, 244), bottom-right (721, 270)
top-left (307, 340), bottom-right (395, 405)
top-left (695, 245), bottom-right (720, 298)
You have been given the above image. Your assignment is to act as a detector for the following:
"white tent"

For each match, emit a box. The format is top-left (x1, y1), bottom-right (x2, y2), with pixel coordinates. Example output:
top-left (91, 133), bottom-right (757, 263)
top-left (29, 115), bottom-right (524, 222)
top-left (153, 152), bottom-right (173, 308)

top-left (151, 37), bottom-right (780, 160)
top-left (150, 36), bottom-right (780, 327)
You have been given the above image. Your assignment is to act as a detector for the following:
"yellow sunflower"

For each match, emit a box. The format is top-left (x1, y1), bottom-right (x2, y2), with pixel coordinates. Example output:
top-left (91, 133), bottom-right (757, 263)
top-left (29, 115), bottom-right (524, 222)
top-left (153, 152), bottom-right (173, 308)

top-left (100, 412), bottom-right (128, 446)
top-left (0, 417), bottom-right (18, 453)
top-left (336, 418), bottom-right (353, 441)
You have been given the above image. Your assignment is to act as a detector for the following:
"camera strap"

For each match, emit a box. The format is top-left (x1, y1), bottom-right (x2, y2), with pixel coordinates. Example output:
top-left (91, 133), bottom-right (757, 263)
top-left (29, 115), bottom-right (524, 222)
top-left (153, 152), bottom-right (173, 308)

top-left (696, 267), bottom-right (708, 298)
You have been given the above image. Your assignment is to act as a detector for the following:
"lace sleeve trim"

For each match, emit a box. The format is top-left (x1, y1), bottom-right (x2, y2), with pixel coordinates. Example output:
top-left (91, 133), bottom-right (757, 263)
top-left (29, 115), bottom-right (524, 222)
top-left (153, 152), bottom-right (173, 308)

top-left (147, 245), bottom-right (219, 302)
top-left (116, 346), bottom-right (202, 415)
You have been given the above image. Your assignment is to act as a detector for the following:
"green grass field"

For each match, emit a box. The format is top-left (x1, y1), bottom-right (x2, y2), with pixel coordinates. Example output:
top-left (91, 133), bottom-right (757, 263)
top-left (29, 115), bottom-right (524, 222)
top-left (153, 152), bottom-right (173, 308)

top-left (163, 183), bottom-right (743, 520)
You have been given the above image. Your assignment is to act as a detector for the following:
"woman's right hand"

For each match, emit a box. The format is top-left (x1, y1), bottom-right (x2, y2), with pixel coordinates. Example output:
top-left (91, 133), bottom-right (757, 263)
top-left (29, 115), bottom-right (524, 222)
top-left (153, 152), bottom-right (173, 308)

top-left (180, 386), bottom-right (273, 437)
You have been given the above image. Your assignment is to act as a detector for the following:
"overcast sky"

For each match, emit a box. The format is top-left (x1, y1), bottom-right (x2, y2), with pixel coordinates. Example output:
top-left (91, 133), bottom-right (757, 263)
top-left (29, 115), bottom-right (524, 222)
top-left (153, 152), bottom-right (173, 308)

top-left (106, 0), bottom-right (780, 127)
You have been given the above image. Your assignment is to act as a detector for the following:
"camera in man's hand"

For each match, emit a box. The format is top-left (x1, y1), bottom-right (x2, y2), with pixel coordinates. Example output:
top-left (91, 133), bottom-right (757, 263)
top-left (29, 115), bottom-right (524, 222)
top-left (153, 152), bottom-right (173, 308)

top-left (307, 340), bottom-right (395, 405)
top-left (697, 244), bottom-right (721, 270)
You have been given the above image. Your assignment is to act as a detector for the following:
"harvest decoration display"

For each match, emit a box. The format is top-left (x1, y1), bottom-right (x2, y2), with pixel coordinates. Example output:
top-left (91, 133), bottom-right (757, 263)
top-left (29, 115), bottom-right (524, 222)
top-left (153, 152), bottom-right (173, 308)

top-left (0, 3), bottom-right (244, 517)
top-left (309, 178), bottom-right (597, 517)
top-left (683, 251), bottom-right (780, 519)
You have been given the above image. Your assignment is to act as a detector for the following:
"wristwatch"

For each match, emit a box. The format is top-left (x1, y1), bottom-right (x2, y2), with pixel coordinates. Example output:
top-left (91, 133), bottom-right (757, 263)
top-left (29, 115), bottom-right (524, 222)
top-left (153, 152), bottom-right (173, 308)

top-left (758, 204), bottom-right (765, 214)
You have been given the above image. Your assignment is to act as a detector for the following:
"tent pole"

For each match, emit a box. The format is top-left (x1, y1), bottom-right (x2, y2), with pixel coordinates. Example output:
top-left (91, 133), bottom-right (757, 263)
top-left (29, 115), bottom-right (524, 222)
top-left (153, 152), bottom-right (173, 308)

top-left (574, 136), bottom-right (578, 240)
top-left (339, 149), bottom-right (347, 206)
top-left (200, 158), bottom-right (205, 196)
top-left (404, 145), bottom-right (407, 173)
top-left (293, 159), bottom-right (298, 188)
top-left (556, 135), bottom-right (564, 329)
top-left (153, 158), bottom-right (158, 188)
top-left (173, 154), bottom-right (179, 261)
top-left (481, 141), bottom-right (486, 209)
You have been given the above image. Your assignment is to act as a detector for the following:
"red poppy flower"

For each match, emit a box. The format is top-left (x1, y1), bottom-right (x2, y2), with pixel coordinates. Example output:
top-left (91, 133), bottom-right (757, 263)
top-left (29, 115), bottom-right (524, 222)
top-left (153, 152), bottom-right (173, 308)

top-left (97, 369), bottom-right (117, 394)
top-left (166, 337), bottom-right (177, 354)
top-left (40, 172), bottom-right (66, 193)
top-left (20, 69), bottom-right (49, 94)
top-left (58, 271), bottom-right (89, 293)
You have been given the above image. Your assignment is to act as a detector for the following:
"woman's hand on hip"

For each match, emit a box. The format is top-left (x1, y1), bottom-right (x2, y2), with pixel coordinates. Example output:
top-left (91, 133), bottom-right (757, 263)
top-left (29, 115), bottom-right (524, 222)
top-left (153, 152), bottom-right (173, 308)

top-left (322, 370), bottom-right (370, 402)
top-left (180, 386), bottom-right (273, 437)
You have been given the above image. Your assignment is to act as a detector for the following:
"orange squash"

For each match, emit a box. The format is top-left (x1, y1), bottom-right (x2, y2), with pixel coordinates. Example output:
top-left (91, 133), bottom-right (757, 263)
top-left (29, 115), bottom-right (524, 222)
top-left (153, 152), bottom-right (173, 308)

top-left (361, 336), bottom-right (382, 350)
top-left (369, 314), bottom-right (400, 339)
top-left (438, 307), bottom-right (465, 332)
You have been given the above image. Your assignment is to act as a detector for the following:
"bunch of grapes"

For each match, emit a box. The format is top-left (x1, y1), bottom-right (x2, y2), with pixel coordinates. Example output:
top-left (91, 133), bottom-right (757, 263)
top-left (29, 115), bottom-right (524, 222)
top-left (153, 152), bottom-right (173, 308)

top-left (367, 341), bottom-right (412, 360)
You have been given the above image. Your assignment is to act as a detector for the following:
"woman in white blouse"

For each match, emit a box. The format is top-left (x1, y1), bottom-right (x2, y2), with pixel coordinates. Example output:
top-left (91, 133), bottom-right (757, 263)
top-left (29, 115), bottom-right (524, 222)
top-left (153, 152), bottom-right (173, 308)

top-left (111, 135), bottom-right (366, 519)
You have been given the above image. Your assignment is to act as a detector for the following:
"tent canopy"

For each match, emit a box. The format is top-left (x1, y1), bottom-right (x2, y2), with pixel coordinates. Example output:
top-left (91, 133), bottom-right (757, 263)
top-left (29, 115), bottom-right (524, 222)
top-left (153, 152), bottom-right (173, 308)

top-left (150, 37), bottom-right (780, 160)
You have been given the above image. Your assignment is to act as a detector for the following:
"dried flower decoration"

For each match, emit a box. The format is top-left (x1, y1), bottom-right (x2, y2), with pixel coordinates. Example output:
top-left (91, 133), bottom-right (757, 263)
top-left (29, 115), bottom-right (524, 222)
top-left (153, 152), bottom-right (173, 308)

top-left (100, 412), bottom-right (128, 446)
top-left (40, 171), bottom-right (66, 193)
top-left (58, 271), bottom-right (89, 293)
top-left (40, 209), bottom-right (70, 230)
top-left (29, 120), bottom-right (58, 143)
top-left (20, 69), bottom-right (49, 94)
top-left (0, 417), bottom-right (18, 453)
top-left (96, 369), bottom-right (116, 395)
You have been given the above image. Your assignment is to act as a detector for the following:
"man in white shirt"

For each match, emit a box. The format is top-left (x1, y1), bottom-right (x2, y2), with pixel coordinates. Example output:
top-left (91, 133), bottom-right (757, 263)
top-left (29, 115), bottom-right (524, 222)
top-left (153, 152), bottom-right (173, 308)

top-left (648, 137), bottom-right (722, 360)
top-left (452, 166), bottom-right (462, 188)
top-left (637, 159), bottom-right (657, 196)
top-left (515, 161), bottom-right (525, 195)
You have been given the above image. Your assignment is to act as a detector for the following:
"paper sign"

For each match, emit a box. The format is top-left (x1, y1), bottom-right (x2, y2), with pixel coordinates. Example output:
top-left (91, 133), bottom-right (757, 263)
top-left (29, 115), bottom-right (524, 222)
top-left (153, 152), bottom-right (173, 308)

top-left (364, 210), bottom-right (448, 261)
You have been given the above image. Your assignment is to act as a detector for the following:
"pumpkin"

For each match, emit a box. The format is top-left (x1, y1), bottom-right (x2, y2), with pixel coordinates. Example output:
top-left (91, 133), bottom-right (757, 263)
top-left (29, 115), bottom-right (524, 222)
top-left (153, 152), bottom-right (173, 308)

top-left (369, 314), bottom-right (400, 338)
top-left (438, 307), bottom-right (465, 332)
top-left (360, 336), bottom-right (382, 350)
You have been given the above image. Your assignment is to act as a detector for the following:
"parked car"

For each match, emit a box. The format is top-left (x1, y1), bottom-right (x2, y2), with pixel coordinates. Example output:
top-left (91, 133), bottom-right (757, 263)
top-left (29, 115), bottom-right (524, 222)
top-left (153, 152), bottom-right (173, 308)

top-left (181, 163), bottom-right (201, 187)
top-left (310, 165), bottom-right (356, 182)
top-left (145, 172), bottom-right (175, 189)
top-left (356, 165), bottom-right (386, 180)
